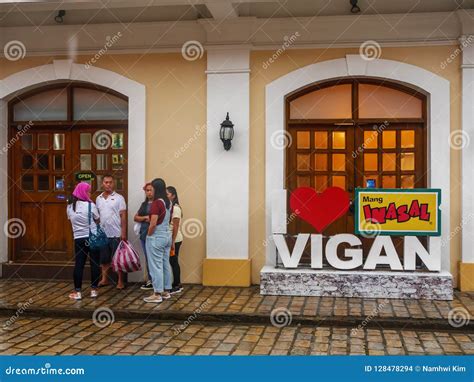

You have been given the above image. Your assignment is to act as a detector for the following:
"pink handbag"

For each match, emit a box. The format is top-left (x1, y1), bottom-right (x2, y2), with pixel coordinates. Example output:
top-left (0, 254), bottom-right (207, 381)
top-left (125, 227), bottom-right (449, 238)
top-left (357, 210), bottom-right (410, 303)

top-left (112, 240), bottom-right (141, 273)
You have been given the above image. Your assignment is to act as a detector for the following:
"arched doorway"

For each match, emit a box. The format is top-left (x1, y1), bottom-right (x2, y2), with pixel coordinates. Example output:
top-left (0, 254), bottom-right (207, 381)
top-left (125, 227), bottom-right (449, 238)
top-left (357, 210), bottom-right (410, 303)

top-left (285, 78), bottom-right (427, 237)
top-left (8, 82), bottom-right (128, 265)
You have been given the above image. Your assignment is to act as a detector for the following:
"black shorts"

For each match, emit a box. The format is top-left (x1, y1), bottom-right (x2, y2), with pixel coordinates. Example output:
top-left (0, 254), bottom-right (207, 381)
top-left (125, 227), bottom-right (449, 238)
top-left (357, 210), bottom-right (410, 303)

top-left (100, 237), bottom-right (121, 265)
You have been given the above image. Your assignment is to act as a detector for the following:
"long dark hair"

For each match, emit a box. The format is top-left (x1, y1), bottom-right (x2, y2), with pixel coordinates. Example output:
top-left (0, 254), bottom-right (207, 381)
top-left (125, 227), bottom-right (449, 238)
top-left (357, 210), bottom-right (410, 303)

top-left (166, 186), bottom-right (180, 206)
top-left (68, 195), bottom-right (80, 212)
top-left (151, 178), bottom-right (170, 209)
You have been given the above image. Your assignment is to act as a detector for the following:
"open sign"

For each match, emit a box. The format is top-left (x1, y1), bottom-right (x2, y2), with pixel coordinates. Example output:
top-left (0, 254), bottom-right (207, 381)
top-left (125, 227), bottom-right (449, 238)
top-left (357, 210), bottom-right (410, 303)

top-left (75, 172), bottom-right (95, 182)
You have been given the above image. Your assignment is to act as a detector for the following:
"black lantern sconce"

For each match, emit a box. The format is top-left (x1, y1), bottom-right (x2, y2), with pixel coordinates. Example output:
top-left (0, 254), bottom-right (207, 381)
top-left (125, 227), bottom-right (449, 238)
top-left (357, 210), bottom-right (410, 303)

top-left (220, 112), bottom-right (234, 151)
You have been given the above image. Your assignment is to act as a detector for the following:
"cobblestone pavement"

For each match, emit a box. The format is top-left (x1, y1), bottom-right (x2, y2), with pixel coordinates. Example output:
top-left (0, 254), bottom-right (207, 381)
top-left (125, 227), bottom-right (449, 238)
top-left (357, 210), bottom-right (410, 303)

top-left (0, 316), bottom-right (472, 356)
top-left (0, 280), bottom-right (472, 323)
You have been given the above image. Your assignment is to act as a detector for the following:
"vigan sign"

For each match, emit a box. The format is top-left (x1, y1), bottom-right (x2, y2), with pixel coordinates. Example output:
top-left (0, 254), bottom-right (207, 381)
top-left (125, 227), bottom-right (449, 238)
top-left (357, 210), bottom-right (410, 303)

top-left (274, 187), bottom-right (442, 271)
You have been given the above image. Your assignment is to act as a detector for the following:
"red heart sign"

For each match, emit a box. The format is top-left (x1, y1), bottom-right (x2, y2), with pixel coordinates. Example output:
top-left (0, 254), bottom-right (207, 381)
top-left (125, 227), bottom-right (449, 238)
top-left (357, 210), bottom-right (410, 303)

top-left (290, 187), bottom-right (350, 232)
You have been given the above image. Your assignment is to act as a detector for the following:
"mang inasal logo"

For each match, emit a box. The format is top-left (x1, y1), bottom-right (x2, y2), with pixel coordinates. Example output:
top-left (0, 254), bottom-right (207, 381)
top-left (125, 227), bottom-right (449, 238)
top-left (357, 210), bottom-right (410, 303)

top-left (355, 189), bottom-right (441, 236)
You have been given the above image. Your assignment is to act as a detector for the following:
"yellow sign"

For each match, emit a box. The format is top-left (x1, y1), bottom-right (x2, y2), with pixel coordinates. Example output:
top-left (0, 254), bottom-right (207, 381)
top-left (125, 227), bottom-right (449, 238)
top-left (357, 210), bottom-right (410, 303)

top-left (355, 188), bottom-right (441, 236)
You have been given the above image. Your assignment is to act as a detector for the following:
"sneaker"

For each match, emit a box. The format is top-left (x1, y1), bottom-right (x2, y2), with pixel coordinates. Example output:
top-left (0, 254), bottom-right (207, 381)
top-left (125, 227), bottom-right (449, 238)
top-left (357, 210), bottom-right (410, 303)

top-left (144, 295), bottom-right (163, 304)
top-left (162, 292), bottom-right (171, 300)
top-left (140, 281), bottom-right (153, 290)
top-left (170, 286), bottom-right (183, 295)
top-left (90, 289), bottom-right (99, 298)
top-left (68, 291), bottom-right (82, 300)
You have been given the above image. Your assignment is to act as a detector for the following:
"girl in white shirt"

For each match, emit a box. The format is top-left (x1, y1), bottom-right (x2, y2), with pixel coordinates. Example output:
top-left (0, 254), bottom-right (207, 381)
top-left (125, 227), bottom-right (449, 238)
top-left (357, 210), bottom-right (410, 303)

top-left (67, 182), bottom-right (100, 300)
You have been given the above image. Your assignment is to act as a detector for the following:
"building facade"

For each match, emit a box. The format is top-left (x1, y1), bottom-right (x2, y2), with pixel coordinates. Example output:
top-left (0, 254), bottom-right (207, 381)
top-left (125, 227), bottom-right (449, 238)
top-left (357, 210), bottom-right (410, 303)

top-left (0, 1), bottom-right (473, 293)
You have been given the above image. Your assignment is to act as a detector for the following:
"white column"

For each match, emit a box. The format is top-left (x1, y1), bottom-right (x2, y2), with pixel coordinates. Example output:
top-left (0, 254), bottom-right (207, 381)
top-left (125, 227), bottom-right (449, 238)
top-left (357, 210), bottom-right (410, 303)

top-left (461, 35), bottom-right (474, 264)
top-left (206, 48), bottom-right (250, 260)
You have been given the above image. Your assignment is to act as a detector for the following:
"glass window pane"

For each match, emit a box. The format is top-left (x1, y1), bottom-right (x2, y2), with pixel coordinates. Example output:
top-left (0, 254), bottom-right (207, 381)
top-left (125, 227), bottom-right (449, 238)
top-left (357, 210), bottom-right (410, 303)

top-left (401, 175), bottom-right (415, 189)
top-left (358, 84), bottom-right (423, 119)
top-left (38, 175), bottom-right (49, 191)
top-left (364, 176), bottom-right (378, 188)
top-left (332, 176), bottom-right (345, 190)
top-left (363, 131), bottom-right (378, 149)
top-left (401, 130), bottom-right (415, 148)
top-left (400, 153), bottom-right (415, 171)
top-left (296, 176), bottom-right (310, 188)
top-left (296, 131), bottom-right (310, 149)
top-left (382, 175), bottom-right (396, 188)
top-left (382, 131), bottom-right (396, 148)
top-left (37, 154), bottom-right (49, 170)
top-left (289, 84), bottom-right (352, 119)
top-left (80, 133), bottom-right (92, 150)
top-left (112, 133), bottom-right (124, 149)
top-left (13, 88), bottom-right (68, 121)
top-left (54, 176), bottom-right (65, 191)
top-left (37, 134), bottom-right (49, 150)
top-left (112, 154), bottom-right (124, 170)
top-left (80, 154), bottom-right (92, 171)
top-left (53, 134), bottom-right (65, 150)
top-left (54, 154), bottom-right (64, 171)
top-left (96, 154), bottom-right (108, 171)
top-left (116, 177), bottom-right (124, 191)
top-left (296, 154), bottom-right (310, 171)
top-left (96, 175), bottom-right (104, 191)
top-left (315, 176), bottom-right (328, 192)
top-left (21, 134), bottom-right (33, 150)
top-left (22, 154), bottom-right (34, 170)
top-left (332, 131), bottom-right (345, 149)
top-left (73, 88), bottom-right (128, 120)
top-left (315, 131), bottom-right (328, 149)
top-left (21, 175), bottom-right (34, 191)
top-left (332, 154), bottom-right (346, 171)
top-left (382, 153), bottom-right (396, 171)
top-left (364, 153), bottom-right (378, 171)
top-left (314, 154), bottom-right (327, 171)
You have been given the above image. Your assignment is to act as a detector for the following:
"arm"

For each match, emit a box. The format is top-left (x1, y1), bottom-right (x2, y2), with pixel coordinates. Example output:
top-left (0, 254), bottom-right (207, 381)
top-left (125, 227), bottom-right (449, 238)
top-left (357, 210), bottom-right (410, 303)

top-left (134, 213), bottom-right (149, 223)
top-left (171, 217), bottom-right (179, 249)
top-left (120, 210), bottom-right (127, 241)
top-left (148, 214), bottom-right (158, 236)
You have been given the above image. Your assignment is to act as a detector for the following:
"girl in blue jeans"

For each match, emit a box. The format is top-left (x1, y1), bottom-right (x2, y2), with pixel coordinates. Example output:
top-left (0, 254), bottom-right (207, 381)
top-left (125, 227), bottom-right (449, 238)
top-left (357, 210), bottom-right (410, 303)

top-left (144, 178), bottom-right (173, 303)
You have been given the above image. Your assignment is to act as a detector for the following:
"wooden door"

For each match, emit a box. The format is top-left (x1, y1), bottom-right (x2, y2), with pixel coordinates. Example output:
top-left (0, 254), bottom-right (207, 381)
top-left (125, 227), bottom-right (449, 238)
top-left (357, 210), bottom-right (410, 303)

top-left (11, 129), bottom-right (74, 263)
top-left (10, 126), bottom-right (128, 264)
top-left (287, 125), bottom-right (355, 236)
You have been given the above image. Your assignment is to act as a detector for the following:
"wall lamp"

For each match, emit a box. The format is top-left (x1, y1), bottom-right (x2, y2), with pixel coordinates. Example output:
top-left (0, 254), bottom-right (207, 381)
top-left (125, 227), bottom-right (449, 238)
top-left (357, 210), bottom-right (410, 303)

top-left (220, 112), bottom-right (234, 151)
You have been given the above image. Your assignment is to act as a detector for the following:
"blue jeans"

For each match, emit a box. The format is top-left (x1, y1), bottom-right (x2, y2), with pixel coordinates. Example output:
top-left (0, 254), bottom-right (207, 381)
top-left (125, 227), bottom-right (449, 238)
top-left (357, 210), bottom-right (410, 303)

top-left (145, 233), bottom-right (172, 293)
top-left (140, 238), bottom-right (152, 282)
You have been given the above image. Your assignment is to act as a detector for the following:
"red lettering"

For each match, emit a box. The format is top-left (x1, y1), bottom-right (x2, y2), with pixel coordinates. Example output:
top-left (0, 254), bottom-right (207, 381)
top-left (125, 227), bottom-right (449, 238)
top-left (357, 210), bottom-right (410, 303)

top-left (370, 207), bottom-right (387, 224)
top-left (386, 203), bottom-right (397, 220)
top-left (420, 204), bottom-right (430, 221)
top-left (397, 204), bottom-right (410, 222)
top-left (408, 200), bottom-right (420, 217)
top-left (363, 205), bottom-right (372, 220)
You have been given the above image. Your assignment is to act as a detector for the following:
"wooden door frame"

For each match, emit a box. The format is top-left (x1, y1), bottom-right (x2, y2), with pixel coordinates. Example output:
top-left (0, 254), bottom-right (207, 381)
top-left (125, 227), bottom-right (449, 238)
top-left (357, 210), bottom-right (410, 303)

top-left (7, 82), bottom-right (129, 264)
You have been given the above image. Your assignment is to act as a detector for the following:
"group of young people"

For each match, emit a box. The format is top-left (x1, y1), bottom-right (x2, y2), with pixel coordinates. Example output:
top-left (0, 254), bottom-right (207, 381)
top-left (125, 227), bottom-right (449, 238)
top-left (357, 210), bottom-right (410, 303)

top-left (66, 175), bottom-right (183, 303)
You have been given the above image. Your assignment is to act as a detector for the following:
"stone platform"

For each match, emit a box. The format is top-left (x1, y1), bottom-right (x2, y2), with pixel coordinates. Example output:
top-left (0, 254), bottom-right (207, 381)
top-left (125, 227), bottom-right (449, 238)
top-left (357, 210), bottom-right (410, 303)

top-left (260, 266), bottom-right (453, 300)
